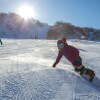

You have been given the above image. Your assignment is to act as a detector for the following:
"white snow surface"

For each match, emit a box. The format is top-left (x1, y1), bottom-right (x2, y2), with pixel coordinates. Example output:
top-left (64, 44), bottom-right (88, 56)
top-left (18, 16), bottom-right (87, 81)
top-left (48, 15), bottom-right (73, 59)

top-left (0, 39), bottom-right (100, 100)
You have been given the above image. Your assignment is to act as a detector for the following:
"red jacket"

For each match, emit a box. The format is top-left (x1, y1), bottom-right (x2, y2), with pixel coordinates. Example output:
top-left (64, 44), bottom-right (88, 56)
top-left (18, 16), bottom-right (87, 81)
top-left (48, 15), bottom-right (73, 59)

top-left (55, 44), bottom-right (79, 64)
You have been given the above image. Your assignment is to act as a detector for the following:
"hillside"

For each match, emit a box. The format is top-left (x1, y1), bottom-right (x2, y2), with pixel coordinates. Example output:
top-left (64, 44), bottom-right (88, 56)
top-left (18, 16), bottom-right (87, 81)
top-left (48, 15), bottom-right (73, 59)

top-left (0, 13), bottom-right (49, 39)
top-left (0, 12), bottom-right (100, 41)
top-left (0, 39), bottom-right (100, 100)
top-left (47, 22), bottom-right (100, 41)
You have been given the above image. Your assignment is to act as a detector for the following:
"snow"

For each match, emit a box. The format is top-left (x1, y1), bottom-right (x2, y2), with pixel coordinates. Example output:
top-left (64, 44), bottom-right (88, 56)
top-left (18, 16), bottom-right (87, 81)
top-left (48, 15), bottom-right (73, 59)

top-left (0, 39), bottom-right (100, 100)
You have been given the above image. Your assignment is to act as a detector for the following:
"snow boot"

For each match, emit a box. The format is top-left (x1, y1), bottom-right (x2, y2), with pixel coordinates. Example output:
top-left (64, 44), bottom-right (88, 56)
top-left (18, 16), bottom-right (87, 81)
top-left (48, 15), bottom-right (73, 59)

top-left (75, 66), bottom-right (85, 76)
top-left (79, 66), bottom-right (85, 76)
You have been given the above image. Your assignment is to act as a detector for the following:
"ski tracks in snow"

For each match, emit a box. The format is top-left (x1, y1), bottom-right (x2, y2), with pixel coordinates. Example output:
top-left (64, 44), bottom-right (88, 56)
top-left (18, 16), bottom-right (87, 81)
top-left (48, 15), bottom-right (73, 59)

top-left (0, 69), bottom-right (71, 100)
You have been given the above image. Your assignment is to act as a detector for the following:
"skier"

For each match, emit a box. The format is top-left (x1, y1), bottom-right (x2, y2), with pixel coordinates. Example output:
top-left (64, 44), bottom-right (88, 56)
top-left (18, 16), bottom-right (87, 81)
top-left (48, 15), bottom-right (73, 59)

top-left (52, 37), bottom-right (95, 82)
top-left (0, 38), bottom-right (3, 45)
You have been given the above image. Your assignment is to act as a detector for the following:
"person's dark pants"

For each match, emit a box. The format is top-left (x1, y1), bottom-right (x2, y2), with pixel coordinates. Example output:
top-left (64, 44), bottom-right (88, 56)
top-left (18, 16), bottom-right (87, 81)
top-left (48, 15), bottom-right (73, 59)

top-left (72, 57), bottom-right (95, 81)
top-left (72, 56), bottom-right (82, 67)
top-left (72, 57), bottom-right (95, 82)
top-left (0, 41), bottom-right (2, 45)
top-left (72, 56), bottom-right (85, 75)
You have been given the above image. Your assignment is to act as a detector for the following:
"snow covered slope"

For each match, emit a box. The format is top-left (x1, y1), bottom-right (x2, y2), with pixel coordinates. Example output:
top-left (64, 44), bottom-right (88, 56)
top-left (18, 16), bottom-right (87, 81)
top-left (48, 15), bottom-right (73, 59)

top-left (0, 39), bottom-right (100, 100)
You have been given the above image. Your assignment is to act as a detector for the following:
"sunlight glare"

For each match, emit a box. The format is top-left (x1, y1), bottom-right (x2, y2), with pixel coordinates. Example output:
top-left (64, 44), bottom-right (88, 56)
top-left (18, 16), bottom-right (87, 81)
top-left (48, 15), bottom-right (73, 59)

top-left (18, 5), bottom-right (35, 19)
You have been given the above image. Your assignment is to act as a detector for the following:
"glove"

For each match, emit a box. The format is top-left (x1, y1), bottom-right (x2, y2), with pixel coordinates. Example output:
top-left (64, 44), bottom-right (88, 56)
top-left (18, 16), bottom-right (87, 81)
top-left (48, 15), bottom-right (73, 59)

top-left (52, 62), bottom-right (56, 68)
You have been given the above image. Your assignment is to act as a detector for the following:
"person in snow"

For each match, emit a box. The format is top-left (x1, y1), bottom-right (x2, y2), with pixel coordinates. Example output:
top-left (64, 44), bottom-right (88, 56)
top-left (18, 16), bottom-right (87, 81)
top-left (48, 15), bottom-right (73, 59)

top-left (0, 38), bottom-right (3, 45)
top-left (52, 37), bottom-right (95, 82)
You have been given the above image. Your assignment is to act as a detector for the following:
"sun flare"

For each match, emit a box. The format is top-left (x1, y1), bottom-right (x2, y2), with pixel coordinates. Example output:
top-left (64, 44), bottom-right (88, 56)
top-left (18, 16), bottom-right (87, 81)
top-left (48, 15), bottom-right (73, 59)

top-left (17, 5), bottom-right (35, 19)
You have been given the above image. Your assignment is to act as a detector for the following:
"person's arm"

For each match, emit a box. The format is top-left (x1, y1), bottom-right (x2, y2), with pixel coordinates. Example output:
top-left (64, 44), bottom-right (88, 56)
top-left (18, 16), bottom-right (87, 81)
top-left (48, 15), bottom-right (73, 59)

top-left (52, 51), bottom-right (63, 68)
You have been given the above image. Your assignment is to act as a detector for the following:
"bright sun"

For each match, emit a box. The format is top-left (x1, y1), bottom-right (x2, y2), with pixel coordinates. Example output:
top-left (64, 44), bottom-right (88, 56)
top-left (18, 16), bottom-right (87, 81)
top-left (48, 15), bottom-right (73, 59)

top-left (17, 5), bottom-right (35, 19)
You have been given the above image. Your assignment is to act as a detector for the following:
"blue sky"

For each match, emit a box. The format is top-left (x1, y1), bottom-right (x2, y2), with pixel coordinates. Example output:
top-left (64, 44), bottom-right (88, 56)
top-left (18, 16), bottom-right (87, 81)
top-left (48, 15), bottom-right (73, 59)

top-left (0, 0), bottom-right (100, 29)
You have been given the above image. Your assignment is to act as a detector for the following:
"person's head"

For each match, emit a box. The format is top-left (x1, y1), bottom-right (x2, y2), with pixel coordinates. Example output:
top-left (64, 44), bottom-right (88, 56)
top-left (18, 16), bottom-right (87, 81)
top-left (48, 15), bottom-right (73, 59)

top-left (57, 39), bottom-right (65, 51)
top-left (57, 37), bottom-right (68, 50)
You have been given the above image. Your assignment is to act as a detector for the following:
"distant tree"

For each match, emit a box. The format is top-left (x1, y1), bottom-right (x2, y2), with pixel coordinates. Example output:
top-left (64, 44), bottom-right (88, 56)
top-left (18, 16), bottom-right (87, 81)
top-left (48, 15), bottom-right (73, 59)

top-left (34, 33), bottom-right (38, 39)
top-left (47, 27), bottom-right (60, 39)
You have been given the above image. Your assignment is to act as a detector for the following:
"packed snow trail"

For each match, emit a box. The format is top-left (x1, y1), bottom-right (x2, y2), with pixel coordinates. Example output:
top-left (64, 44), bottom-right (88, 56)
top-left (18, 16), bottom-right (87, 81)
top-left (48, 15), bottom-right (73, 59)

top-left (0, 39), bottom-right (100, 100)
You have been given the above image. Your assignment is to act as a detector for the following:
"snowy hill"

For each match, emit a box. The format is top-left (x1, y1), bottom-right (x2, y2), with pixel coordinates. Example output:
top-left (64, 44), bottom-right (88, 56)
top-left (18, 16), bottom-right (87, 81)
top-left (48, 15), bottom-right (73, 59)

top-left (0, 13), bottom-right (100, 41)
top-left (0, 39), bottom-right (100, 100)
top-left (0, 13), bottom-right (50, 39)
